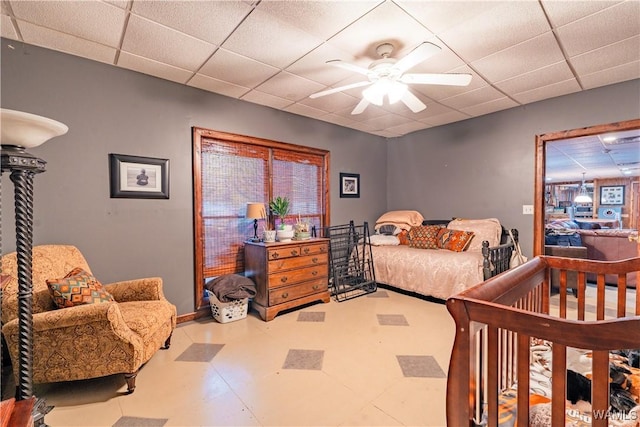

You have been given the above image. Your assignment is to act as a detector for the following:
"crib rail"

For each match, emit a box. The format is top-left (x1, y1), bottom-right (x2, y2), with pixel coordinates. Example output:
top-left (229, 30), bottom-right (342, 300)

top-left (446, 256), bottom-right (640, 427)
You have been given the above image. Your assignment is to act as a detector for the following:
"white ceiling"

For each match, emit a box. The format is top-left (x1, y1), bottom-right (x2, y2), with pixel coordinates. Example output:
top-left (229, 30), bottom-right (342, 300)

top-left (1, 0), bottom-right (639, 139)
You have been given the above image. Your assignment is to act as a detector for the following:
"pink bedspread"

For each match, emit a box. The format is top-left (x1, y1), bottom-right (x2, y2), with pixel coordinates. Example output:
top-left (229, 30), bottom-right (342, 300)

top-left (370, 245), bottom-right (484, 300)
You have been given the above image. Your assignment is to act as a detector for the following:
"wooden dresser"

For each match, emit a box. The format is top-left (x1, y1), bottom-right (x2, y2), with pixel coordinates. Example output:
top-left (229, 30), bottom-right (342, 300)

top-left (244, 238), bottom-right (330, 321)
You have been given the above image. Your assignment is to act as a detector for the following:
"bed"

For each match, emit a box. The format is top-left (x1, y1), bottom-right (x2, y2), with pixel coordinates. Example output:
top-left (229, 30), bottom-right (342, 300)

top-left (369, 212), bottom-right (517, 300)
top-left (446, 255), bottom-right (640, 426)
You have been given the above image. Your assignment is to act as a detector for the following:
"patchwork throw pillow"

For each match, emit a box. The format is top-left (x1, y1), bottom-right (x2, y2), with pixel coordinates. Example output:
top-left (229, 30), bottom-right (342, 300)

top-left (437, 228), bottom-right (475, 252)
top-left (47, 267), bottom-right (115, 309)
top-left (408, 225), bottom-right (443, 249)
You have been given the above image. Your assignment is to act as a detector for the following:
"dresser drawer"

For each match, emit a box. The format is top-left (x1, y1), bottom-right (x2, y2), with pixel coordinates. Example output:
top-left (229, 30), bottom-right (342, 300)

top-left (269, 279), bottom-right (328, 305)
top-left (267, 246), bottom-right (301, 260)
top-left (299, 242), bottom-right (328, 256)
top-left (269, 253), bottom-right (328, 273)
top-left (268, 264), bottom-right (328, 289)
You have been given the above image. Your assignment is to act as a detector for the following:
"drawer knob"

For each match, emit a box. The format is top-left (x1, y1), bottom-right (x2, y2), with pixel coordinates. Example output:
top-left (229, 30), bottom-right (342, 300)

top-left (303, 247), bottom-right (310, 254)
top-left (320, 247), bottom-right (326, 252)
top-left (312, 270), bottom-right (318, 276)
top-left (290, 250), bottom-right (298, 256)
top-left (282, 292), bottom-right (289, 299)
top-left (272, 252), bottom-right (280, 259)
top-left (280, 276), bottom-right (288, 283)
top-left (312, 257), bottom-right (318, 263)
top-left (313, 284), bottom-right (319, 290)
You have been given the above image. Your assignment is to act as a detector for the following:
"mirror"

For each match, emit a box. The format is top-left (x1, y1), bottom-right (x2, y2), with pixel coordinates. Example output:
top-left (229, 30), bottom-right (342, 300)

top-left (534, 118), bottom-right (640, 256)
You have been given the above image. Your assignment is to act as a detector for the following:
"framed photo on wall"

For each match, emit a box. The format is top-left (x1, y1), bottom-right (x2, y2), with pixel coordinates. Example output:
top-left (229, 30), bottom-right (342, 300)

top-left (599, 185), bottom-right (624, 205)
top-left (109, 153), bottom-right (170, 199)
top-left (340, 172), bottom-right (360, 198)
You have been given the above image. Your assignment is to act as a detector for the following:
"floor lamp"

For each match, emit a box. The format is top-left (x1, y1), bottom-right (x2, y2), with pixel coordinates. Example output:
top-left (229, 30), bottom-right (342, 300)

top-left (1, 108), bottom-right (68, 424)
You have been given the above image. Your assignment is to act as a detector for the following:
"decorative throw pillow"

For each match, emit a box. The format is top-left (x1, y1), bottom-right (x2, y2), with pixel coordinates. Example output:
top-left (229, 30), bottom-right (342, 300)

top-left (47, 267), bottom-right (115, 309)
top-left (408, 225), bottom-right (443, 249)
top-left (397, 229), bottom-right (410, 245)
top-left (437, 228), bottom-right (475, 252)
top-left (447, 218), bottom-right (501, 252)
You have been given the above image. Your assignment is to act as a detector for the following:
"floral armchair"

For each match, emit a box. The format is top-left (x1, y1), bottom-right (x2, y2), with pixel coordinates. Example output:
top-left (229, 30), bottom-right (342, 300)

top-left (1, 245), bottom-right (177, 393)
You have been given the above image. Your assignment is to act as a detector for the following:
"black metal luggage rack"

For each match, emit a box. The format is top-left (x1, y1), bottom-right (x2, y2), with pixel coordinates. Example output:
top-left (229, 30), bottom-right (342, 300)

top-left (321, 221), bottom-right (376, 301)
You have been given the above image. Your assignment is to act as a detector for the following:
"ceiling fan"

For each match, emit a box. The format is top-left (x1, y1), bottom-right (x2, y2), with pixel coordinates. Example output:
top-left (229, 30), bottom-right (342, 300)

top-left (309, 42), bottom-right (472, 115)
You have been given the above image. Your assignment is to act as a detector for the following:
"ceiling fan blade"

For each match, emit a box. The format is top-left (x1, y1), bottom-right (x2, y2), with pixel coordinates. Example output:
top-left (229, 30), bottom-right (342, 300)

top-left (400, 73), bottom-right (472, 86)
top-left (309, 81), bottom-right (372, 99)
top-left (400, 90), bottom-right (426, 113)
top-left (393, 42), bottom-right (441, 73)
top-left (327, 59), bottom-right (370, 76)
top-left (351, 98), bottom-right (369, 115)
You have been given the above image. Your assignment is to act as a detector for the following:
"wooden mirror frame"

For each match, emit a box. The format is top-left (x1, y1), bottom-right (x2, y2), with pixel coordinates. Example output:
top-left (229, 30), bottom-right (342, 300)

top-left (534, 118), bottom-right (640, 256)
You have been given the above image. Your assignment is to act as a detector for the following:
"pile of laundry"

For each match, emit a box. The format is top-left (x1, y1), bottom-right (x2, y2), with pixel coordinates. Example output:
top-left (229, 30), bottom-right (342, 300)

top-left (205, 274), bottom-right (257, 302)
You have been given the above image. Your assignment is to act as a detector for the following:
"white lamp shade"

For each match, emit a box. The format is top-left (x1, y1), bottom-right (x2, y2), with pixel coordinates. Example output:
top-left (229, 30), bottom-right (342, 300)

top-left (1, 108), bottom-right (68, 148)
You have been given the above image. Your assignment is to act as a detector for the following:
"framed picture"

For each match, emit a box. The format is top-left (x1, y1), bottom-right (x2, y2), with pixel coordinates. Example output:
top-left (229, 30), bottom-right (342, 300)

top-left (339, 172), bottom-right (360, 198)
top-left (109, 153), bottom-right (169, 199)
top-left (599, 185), bottom-right (624, 205)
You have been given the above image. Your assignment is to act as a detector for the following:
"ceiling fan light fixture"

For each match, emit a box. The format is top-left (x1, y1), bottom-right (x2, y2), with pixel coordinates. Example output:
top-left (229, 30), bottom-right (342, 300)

top-left (388, 81), bottom-right (408, 104)
top-left (362, 81), bottom-right (385, 106)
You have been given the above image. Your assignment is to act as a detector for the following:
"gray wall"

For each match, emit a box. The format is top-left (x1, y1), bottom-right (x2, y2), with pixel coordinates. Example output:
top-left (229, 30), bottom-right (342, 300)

top-left (387, 79), bottom-right (640, 258)
top-left (0, 41), bottom-right (387, 315)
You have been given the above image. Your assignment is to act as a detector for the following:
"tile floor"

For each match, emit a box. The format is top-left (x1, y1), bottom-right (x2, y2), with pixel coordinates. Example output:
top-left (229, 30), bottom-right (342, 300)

top-left (22, 287), bottom-right (456, 427)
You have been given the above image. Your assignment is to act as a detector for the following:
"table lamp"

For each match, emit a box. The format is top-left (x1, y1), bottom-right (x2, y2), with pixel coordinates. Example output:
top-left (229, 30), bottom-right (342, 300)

top-left (246, 203), bottom-right (265, 242)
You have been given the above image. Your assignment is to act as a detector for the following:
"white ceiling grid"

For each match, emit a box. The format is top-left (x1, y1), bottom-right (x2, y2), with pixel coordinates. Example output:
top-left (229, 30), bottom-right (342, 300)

top-left (1, 0), bottom-right (639, 177)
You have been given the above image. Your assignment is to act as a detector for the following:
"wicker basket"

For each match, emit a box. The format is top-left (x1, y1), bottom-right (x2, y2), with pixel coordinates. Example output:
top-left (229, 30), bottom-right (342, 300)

top-left (205, 290), bottom-right (248, 323)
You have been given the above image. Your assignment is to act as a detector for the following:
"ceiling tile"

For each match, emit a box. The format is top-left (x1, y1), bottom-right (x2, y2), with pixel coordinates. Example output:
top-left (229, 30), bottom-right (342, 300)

top-left (255, 71), bottom-right (325, 102)
top-left (333, 103), bottom-right (387, 122)
top-left (394, 0), bottom-right (505, 35)
top-left (10, 0), bottom-right (126, 47)
top-left (285, 42), bottom-right (363, 86)
top-left (542, 0), bottom-right (623, 28)
top-left (439, 1), bottom-right (550, 62)
top-left (460, 97), bottom-right (518, 117)
top-left (570, 35), bottom-right (640, 77)
top-left (579, 60), bottom-right (640, 90)
top-left (556, 0), bottom-right (640, 57)
top-left (495, 62), bottom-right (575, 95)
top-left (438, 85), bottom-right (505, 110)
top-left (387, 120), bottom-right (434, 137)
top-left (241, 90), bottom-right (294, 110)
top-left (199, 48), bottom-right (279, 88)
top-left (222, 8), bottom-right (323, 69)
top-left (16, 20), bottom-right (116, 64)
top-left (1, 14), bottom-right (18, 39)
top-left (117, 51), bottom-right (193, 84)
top-left (257, 0), bottom-right (382, 40)
top-left (131, 1), bottom-right (253, 45)
top-left (511, 78), bottom-right (581, 105)
top-left (103, 1), bottom-right (129, 9)
top-left (420, 110), bottom-right (471, 127)
top-left (122, 14), bottom-right (216, 71)
top-left (327, 1), bottom-right (433, 60)
top-left (359, 112), bottom-right (415, 131)
top-left (297, 90), bottom-right (359, 113)
top-left (283, 102), bottom-right (327, 120)
top-left (472, 32), bottom-right (565, 82)
top-left (318, 113), bottom-right (360, 128)
top-left (188, 74), bottom-right (250, 98)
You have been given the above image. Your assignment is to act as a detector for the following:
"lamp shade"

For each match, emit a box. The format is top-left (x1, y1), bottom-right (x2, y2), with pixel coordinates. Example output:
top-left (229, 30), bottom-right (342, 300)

top-left (246, 203), bottom-right (266, 219)
top-left (1, 108), bottom-right (68, 148)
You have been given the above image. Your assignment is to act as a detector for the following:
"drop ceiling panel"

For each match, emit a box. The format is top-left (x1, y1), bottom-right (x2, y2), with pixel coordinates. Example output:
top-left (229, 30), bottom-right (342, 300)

top-left (326, 1), bottom-right (433, 60)
top-left (421, 110), bottom-right (471, 127)
top-left (580, 60), bottom-right (640, 89)
top-left (240, 90), bottom-right (293, 110)
top-left (131, 0), bottom-right (253, 45)
top-left (541, 0), bottom-right (622, 28)
top-left (199, 48), bottom-right (279, 88)
top-left (221, 8), bottom-right (323, 69)
top-left (1, 15), bottom-right (18, 39)
top-left (570, 35), bottom-right (640, 76)
top-left (438, 1), bottom-right (550, 62)
top-left (555, 1), bottom-right (640, 57)
top-left (117, 51), bottom-right (193, 84)
top-left (471, 32), bottom-right (566, 83)
top-left (10, 0), bottom-right (126, 47)
top-left (512, 78), bottom-right (581, 105)
top-left (255, 71), bottom-right (325, 102)
top-left (122, 14), bottom-right (216, 70)
top-left (187, 74), bottom-right (249, 98)
top-left (17, 20), bottom-right (116, 65)
top-left (285, 42), bottom-right (362, 86)
top-left (297, 90), bottom-right (358, 113)
top-left (257, 0), bottom-right (382, 40)
top-left (460, 97), bottom-right (518, 117)
top-left (495, 62), bottom-right (575, 95)
top-left (438, 85), bottom-right (506, 110)
top-left (283, 102), bottom-right (327, 120)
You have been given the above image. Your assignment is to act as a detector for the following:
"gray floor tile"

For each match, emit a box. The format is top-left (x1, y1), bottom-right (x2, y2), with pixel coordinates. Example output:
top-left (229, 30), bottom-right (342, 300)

top-left (113, 416), bottom-right (168, 427)
top-left (282, 349), bottom-right (324, 370)
top-left (175, 343), bottom-right (224, 362)
top-left (297, 311), bottom-right (325, 322)
top-left (377, 313), bottom-right (409, 326)
top-left (396, 355), bottom-right (446, 378)
top-left (367, 290), bottom-right (389, 298)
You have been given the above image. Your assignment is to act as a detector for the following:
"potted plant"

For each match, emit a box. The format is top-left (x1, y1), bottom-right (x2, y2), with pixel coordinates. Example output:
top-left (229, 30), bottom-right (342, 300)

top-left (269, 196), bottom-right (291, 230)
